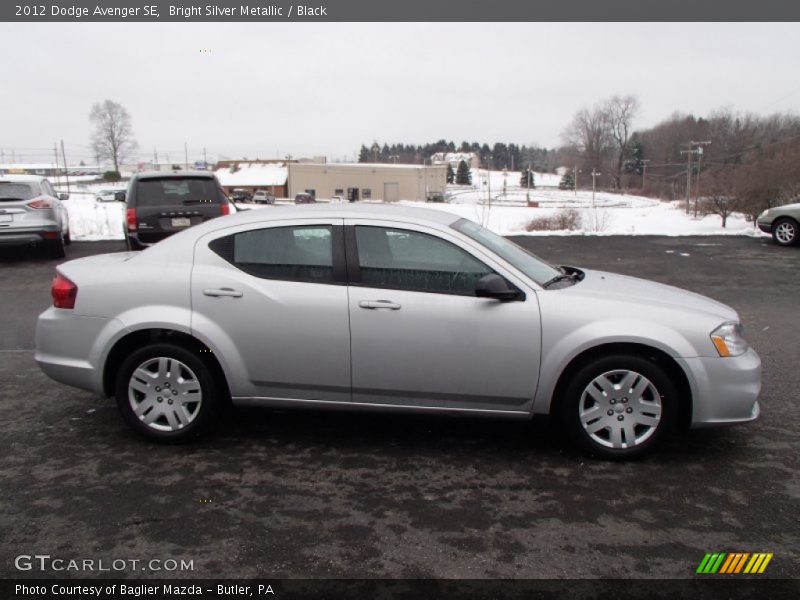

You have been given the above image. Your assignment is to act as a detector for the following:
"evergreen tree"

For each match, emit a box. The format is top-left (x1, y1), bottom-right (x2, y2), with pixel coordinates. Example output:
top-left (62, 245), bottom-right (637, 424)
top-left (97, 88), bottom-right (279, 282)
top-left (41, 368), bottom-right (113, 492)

top-left (358, 145), bottom-right (371, 163)
top-left (446, 163), bottom-right (455, 184)
top-left (520, 169), bottom-right (535, 188)
top-left (455, 160), bottom-right (472, 185)
top-left (559, 171), bottom-right (575, 190)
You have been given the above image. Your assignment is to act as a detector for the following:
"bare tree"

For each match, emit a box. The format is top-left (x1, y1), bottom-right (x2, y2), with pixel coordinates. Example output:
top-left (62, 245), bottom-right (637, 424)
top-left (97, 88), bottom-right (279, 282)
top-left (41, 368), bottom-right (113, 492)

top-left (605, 95), bottom-right (638, 189)
top-left (562, 103), bottom-right (611, 173)
top-left (89, 100), bottom-right (137, 173)
top-left (703, 167), bottom-right (740, 228)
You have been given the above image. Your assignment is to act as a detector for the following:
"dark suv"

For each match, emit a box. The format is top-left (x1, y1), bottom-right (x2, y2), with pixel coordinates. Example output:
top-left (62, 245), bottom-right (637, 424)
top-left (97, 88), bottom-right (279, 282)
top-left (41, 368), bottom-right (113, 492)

top-left (125, 171), bottom-right (232, 250)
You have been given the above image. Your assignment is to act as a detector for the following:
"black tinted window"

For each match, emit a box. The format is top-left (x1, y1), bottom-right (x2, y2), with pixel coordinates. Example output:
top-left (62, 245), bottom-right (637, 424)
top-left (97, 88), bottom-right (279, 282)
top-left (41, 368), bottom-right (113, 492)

top-left (211, 226), bottom-right (334, 283)
top-left (355, 226), bottom-right (493, 295)
top-left (135, 177), bottom-right (219, 207)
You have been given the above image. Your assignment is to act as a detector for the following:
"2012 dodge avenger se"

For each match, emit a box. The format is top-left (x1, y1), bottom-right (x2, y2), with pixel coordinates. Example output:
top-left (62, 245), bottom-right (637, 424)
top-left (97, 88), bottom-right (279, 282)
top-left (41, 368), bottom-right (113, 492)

top-left (35, 205), bottom-right (761, 459)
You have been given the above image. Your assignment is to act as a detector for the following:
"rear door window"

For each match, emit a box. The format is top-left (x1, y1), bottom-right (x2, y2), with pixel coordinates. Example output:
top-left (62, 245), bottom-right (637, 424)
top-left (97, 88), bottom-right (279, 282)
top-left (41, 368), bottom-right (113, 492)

top-left (210, 225), bottom-right (334, 284)
top-left (135, 177), bottom-right (219, 207)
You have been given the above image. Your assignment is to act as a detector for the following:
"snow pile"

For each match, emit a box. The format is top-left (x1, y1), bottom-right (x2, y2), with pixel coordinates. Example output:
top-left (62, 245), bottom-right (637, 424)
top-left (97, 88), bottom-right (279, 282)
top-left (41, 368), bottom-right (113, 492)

top-left (63, 192), bottom-right (125, 241)
top-left (214, 163), bottom-right (288, 187)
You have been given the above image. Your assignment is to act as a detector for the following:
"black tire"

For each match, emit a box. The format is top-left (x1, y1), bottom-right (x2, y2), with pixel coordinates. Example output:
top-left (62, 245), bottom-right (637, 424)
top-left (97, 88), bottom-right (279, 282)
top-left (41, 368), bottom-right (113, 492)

top-left (126, 235), bottom-right (146, 251)
top-left (772, 217), bottom-right (799, 247)
top-left (44, 235), bottom-right (66, 259)
top-left (115, 343), bottom-right (221, 442)
top-left (64, 231), bottom-right (71, 246)
top-left (561, 354), bottom-right (677, 460)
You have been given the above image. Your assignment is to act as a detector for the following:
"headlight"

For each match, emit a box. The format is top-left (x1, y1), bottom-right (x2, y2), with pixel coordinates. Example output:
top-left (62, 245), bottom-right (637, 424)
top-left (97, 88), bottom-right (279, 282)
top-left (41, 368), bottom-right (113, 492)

top-left (759, 209), bottom-right (770, 217)
top-left (710, 322), bottom-right (748, 357)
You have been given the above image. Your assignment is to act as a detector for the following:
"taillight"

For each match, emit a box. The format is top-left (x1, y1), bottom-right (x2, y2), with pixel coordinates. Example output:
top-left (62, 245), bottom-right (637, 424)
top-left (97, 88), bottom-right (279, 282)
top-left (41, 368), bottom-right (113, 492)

top-left (220, 203), bottom-right (230, 216)
top-left (126, 208), bottom-right (137, 231)
top-left (28, 198), bottom-right (54, 209)
top-left (52, 273), bottom-right (77, 309)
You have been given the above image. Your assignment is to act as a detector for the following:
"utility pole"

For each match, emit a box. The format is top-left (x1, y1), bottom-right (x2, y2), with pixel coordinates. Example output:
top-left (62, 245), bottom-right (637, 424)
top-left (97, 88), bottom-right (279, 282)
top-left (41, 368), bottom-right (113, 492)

top-left (53, 144), bottom-right (61, 189)
top-left (574, 164), bottom-right (579, 196)
top-left (681, 141), bottom-right (711, 215)
top-left (591, 169), bottom-right (601, 208)
top-left (526, 163), bottom-right (531, 204)
top-left (184, 142), bottom-right (189, 170)
top-left (694, 146), bottom-right (706, 218)
top-left (641, 159), bottom-right (650, 192)
top-left (60, 139), bottom-right (70, 194)
top-left (203, 146), bottom-right (208, 167)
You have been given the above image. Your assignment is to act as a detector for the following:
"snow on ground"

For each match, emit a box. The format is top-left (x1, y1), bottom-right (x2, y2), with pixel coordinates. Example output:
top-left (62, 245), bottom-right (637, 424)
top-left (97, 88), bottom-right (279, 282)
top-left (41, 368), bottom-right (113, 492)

top-left (63, 191), bottom-right (125, 241)
top-left (55, 171), bottom-right (762, 241)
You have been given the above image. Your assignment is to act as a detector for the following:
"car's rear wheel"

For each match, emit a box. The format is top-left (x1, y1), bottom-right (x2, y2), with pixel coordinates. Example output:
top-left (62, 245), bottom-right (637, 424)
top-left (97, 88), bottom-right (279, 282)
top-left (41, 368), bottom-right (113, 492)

top-left (562, 354), bottom-right (676, 460)
top-left (44, 234), bottom-right (66, 259)
top-left (115, 343), bottom-right (220, 442)
top-left (64, 231), bottom-right (71, 246)
top-left (772, 217), bottom-right (799, 246)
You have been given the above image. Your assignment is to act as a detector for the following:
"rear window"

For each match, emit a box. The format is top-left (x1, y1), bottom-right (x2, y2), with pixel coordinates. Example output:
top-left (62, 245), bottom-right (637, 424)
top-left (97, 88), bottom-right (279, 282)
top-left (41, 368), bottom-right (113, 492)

top-left (134, 177), bottom-right (220, 207)
top-left (0, 182), bottom-right (37, 201)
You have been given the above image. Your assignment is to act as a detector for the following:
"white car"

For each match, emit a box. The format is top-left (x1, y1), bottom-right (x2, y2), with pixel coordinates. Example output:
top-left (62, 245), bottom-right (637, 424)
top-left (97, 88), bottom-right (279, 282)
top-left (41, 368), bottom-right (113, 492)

top-left (95, 189), bottom-right (120, 202)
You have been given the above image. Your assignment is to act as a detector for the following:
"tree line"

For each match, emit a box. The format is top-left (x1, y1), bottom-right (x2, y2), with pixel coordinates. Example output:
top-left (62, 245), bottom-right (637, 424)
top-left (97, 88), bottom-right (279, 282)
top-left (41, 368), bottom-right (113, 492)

top-left (357, 140), bottom-right (554, 173)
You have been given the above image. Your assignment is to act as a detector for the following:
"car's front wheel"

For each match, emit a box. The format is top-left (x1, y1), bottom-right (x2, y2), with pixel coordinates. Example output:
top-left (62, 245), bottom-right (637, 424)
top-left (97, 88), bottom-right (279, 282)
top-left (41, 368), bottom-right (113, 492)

top-left (772, 217), bottom-right (799, 246)
top-left (562, 354), bottom-right (676, 460)
top-left (115, 343), bottom-right (220, 442)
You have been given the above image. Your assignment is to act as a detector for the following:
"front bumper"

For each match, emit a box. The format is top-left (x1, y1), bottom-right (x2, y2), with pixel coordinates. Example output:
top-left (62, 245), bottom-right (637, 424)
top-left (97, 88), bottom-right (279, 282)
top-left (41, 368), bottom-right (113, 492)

top-left (756, 219), bottom-right (773, 234)
top-left (677, 347), bottom-right (762, 427)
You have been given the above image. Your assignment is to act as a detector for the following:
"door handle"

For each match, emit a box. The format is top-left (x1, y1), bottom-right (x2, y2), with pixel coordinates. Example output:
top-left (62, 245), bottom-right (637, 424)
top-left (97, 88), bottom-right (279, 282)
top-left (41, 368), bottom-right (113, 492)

top-left (358, 300), bottom-right (401, 310)
top-left (203, 288), bottom-right (243, 298)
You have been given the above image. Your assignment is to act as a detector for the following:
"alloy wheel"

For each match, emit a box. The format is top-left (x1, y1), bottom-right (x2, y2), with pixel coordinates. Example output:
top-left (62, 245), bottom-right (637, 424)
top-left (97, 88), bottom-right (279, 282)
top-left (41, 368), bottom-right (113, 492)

top-left (128, 356), bottom-right (203, 432)
top-left (579, 369), bottom-right (662, 449)
top-left (775, 221), bottom-right (796, 244)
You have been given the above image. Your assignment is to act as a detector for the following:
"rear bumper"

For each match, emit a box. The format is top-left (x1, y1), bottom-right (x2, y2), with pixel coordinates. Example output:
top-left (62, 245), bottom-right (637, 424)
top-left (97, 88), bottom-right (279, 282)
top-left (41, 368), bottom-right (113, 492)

top-left (677, 347), bottom-right (762, 427)
top-left (0, 226), bottom-right (60, 246)
top-left (35, 307), bottom-right (129, 395)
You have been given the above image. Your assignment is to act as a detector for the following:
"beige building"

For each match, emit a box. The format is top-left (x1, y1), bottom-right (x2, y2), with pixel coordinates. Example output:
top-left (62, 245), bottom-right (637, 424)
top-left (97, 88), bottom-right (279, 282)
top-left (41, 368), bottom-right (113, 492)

top-left (287, 162), bottom-right (447, 202)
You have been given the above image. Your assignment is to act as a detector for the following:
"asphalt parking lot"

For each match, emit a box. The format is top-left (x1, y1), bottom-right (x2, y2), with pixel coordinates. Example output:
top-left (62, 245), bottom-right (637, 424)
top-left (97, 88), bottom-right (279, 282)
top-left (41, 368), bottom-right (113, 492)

top-left (0, 236), bottom-right (797, 580)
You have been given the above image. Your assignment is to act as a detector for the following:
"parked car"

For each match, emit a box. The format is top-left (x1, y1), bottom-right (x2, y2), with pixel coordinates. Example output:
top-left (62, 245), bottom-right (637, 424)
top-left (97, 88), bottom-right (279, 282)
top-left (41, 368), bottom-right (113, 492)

top-left (230, 189), bottom-right (252, 203)
top-left (35, 205), bottom-right (761, 459)
top-left (757, 202), bottom-right (800, 246)
top-left (330, 195), bottom-right (345, 204)
top-left (252, 190), bottom-right (275, 204)
top-left (0, 174), bottom-right (71, 258)
top-left (95, 189), bottom-right (120, 202)
top-left (123, 171), bottom-right (232, 251)
top-left (294, 193), bottom-right (315, 204)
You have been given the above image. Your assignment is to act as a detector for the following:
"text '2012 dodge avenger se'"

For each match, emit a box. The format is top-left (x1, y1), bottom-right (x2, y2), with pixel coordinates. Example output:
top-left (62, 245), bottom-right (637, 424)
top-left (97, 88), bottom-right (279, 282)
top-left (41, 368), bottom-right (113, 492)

top-left (35, 205), bottom-right (761, 459)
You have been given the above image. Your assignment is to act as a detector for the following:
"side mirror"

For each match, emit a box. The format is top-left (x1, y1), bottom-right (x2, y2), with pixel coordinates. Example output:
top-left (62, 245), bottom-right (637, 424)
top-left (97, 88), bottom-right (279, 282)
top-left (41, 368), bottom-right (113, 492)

top-left (475, 274), bottom-right (522, 301)
top-left (115, 191), bottom-right (126, 202)
top-left (58, 193), bottom-right (69, 201)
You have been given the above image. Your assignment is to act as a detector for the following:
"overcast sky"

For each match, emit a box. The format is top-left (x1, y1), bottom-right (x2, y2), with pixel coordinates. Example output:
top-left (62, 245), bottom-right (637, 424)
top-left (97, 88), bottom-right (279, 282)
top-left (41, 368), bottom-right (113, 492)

top-left (1, 22), bottom-right (798, 164)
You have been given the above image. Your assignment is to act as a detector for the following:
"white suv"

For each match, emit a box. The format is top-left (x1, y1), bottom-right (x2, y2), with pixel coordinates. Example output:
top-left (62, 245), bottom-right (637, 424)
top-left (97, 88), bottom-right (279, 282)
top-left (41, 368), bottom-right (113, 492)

top-left (0, 174), bottom-right (71, 258)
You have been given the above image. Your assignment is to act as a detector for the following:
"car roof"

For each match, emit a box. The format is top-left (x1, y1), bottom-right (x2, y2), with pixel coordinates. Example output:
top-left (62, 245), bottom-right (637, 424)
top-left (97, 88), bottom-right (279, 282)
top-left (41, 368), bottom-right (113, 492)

top-left (231, 203), bottom-right (459, 226)
top-left (0, 174), bottom-right (46, 183)
top-left (132, 170), bottom-right (216, 180)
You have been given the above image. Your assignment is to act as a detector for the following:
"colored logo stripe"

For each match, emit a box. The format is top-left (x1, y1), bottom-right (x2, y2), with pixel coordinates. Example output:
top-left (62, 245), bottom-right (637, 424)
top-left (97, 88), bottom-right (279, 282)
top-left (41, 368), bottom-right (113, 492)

top-left (698, 552), bottom-right (773, 574)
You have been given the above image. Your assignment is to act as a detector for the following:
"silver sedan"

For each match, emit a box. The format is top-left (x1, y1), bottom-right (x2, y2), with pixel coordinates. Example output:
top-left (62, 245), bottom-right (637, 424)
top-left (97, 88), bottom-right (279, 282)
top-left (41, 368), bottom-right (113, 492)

top-left (35, 205), bottom-right (761, 459)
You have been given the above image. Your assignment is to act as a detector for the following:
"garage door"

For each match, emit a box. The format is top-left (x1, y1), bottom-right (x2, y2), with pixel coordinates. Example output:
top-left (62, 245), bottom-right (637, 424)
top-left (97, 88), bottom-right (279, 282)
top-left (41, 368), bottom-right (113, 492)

top-left (383, 182), bottom-right (399, 203)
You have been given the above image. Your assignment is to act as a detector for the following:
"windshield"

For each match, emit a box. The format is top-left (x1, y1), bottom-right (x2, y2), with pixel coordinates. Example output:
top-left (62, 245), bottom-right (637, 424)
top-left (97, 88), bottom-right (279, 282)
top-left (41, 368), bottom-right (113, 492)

top-left (135, 177), bottom-right (219, 206)
top-left (0, 182), bottom-right (37, 201)
top-left (452, 218), bottom-right (561, 285)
